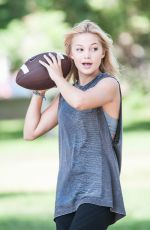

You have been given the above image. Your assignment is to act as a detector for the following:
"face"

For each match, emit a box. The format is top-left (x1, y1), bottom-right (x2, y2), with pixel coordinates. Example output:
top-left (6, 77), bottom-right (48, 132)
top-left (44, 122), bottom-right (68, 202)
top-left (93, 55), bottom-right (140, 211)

top-left (70, 33), bottom-right (105, 78)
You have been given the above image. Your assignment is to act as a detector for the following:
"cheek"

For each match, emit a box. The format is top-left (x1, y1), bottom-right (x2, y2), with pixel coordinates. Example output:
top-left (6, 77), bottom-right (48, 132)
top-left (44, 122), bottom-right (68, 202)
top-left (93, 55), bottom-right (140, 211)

top-left (73, 58), bottom-right (80, 68)
top-left (70, 52), bottom-right (80, 64)
top-left (95, 51), bottom-right (104, 63)
top-left (70, 51), bottom-right (79, 60)
top-left (69, 51), bottom-right (78, 64)
top-left (70, 48), bottom-right (76, 59)
top-left (94, 55), bottom-right (103, 68)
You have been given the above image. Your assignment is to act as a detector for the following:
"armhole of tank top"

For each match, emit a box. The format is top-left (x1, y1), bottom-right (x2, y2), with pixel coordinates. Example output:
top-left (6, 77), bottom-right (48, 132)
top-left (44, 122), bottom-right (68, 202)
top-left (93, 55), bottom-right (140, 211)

top-left (100, 74), bottom-right (122, 144)
top-left (102, 74), bottom-right (122, 115)
top-left (111, 78), bottom-right (122, 144)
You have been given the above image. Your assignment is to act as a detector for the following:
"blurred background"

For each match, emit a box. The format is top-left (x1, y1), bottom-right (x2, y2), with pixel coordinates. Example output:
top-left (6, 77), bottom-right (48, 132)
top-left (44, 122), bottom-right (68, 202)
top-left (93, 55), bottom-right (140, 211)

top-left (0, 0), bottom-right (150, 229)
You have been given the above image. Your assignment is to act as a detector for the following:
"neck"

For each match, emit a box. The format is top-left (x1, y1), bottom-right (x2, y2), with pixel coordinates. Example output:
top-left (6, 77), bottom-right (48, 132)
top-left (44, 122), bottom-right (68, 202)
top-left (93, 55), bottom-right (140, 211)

top-left (78, 70), bottom-right (101, 86)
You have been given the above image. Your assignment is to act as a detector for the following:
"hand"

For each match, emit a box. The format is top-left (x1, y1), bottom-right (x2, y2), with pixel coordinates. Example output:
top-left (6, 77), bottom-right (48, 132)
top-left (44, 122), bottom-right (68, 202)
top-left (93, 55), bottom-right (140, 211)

top-left (39, 53), bottom-right (63, 82)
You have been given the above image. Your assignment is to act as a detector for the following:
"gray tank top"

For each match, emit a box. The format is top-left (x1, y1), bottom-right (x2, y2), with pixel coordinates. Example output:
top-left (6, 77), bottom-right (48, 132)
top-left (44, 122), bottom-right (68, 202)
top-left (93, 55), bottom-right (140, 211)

top-left (103, 111), bottom-right (118, 139)
top-left (54, 72), bottom-right (126, 224)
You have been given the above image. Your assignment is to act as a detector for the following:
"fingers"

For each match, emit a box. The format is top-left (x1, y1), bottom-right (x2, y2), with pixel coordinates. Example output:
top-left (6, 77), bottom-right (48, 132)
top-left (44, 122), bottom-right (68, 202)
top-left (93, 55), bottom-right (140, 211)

top-left (39, 54), bottom-right (54, 68)
top-left (44, 54), bottom-right (53, 65)
top-left (39, 60), bottom-right (49, 68)
top-left (39, 53), bottom-right (62, 68)
top-left (57, 54), bottom-right (61, 66)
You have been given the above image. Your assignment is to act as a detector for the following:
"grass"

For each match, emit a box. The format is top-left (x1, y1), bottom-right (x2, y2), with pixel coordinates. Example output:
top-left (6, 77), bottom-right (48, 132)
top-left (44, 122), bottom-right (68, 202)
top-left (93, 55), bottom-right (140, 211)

top-left (0, 192), bottom-right (56, 230)
top-left (0, 91), bottom-right (150, 229)
top-left (1, 132), bottom-right (150, 230)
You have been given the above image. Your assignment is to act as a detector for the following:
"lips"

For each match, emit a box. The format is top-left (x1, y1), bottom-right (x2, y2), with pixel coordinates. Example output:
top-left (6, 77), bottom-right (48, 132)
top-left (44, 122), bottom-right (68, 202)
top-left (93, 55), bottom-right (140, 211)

top-left (82, 62), bottom-right (92, 65)
top-left (82, 63), bottom-right (92, 68)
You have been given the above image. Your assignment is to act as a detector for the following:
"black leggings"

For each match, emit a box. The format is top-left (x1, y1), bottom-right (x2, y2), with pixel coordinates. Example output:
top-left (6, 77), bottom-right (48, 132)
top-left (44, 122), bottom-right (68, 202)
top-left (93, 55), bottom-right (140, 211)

top-left (54, 203), bottom-right (114, 230)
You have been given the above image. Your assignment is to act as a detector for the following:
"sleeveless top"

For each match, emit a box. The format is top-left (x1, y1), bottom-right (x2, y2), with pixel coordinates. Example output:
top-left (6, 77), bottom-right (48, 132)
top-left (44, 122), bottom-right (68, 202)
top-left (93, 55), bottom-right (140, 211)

top-left (103, 111), bottom-right (118, 139)
top-left (53, 72), bottom-right (126, 224)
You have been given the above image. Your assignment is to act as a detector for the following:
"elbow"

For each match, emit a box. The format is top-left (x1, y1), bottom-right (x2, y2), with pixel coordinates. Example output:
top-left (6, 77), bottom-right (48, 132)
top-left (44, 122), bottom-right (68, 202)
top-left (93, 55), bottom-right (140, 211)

top-left (23, 132), bottom-right (35, 141)
top-left (74, 100), bottom-right (85, 111)
top-left (73, 94), bottom-right (84, 111)
top-left (74, 100), bottom-right (82, 111)
top-left (23, 136), bottom-right (35, 141)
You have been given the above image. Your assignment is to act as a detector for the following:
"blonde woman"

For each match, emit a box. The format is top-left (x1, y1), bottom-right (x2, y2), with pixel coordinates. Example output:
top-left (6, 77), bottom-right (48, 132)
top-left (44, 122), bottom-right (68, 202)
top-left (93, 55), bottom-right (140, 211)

top-left (24, 20), bottom-right (126, 230)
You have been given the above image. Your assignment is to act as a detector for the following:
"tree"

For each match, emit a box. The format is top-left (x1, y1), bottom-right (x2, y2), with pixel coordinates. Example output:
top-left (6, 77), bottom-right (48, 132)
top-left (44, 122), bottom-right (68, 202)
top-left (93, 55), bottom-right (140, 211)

top-left (0, 0), bottom-right (53, 28)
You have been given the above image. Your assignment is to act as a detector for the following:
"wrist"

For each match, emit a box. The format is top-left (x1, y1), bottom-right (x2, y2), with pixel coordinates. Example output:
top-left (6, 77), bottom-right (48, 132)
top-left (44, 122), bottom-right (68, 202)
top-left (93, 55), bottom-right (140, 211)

top-left (32, 90), bottom-right (46, 100)
top-left (54, 75), bottom-right (64, 85)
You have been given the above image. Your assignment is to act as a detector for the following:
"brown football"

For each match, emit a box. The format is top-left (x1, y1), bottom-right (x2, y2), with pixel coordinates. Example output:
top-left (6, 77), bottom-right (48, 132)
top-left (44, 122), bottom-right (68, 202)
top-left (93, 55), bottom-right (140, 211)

top-left (16, 52), bottom-right (72, 90)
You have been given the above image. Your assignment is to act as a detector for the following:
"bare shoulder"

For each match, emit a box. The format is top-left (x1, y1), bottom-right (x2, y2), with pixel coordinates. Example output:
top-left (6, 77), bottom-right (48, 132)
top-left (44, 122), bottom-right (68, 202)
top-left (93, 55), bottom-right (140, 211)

top-left (97, 76), bottom-right (119, 88)
top-left (96, 76), bottom-right (120, 96)
top-left (79, 76), bottom-right (120, 110)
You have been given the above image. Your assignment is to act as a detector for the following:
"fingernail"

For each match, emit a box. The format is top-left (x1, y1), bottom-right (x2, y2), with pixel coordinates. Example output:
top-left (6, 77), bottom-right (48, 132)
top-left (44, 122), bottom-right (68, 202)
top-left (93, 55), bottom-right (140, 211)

top-left (57, 52), bottom-right (64, 59)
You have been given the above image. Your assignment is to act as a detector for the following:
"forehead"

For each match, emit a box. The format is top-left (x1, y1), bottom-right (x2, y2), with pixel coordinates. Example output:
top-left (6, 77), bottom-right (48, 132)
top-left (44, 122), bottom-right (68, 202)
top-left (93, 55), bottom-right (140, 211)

top-left (71, 33), bottom-right (101, 46)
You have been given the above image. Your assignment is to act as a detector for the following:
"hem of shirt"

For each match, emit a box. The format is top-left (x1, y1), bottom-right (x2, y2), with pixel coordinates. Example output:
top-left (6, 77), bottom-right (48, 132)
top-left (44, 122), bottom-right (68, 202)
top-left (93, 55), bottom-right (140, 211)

top-left (53, 197), bottom-right (126, 225)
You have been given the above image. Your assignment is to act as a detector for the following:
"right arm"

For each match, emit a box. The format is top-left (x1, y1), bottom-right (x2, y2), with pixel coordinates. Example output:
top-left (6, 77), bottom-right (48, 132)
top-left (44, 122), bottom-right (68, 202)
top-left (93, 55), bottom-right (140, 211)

top-left (23, 92), bottom-right (60, 140)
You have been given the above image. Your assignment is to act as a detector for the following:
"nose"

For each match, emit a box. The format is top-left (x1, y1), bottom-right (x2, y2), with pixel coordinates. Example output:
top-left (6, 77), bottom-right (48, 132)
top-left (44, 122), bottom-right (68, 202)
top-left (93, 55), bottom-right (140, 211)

top-left (84, 49), bottom-right (91, 59)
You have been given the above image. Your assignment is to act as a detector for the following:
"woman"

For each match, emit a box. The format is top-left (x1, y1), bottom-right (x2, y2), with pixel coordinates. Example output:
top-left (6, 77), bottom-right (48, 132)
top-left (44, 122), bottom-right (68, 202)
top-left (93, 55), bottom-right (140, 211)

top-left (24, 20), bottom-right (126, 230)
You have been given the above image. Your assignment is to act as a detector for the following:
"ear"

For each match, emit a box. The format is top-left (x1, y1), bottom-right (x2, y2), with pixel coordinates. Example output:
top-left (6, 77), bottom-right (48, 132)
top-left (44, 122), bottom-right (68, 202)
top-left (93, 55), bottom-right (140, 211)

top-left (69, 51), bottom-right (74, 60)
top-left (101, 51), bottom-right (105, 59)
top-left (69, 55), bottom-right (74, 60)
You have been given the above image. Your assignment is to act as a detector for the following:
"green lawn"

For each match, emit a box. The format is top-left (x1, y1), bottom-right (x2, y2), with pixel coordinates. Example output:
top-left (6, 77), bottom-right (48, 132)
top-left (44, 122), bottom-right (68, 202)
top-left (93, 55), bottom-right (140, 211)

top-left (0, 91), bottom-right (150, 230)
top-left (0, 192), bottom-right (55, 230)
top-left (0, 129), bottom-right (150, 230)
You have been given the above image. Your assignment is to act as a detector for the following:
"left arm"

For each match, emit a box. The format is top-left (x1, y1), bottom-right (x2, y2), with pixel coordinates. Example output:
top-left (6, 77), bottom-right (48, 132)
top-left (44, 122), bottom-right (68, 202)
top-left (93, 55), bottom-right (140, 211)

top-left (39, 54), bottom-right (118, 110)
top-left (54, 76), bottom-right (118, 110)
top-left (77, 77), bottom-right (119, 110)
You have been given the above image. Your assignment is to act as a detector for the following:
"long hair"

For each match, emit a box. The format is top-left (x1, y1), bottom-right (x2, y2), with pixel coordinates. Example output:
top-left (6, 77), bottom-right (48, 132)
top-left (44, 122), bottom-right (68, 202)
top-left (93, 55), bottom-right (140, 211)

top-left (64, 19), bottom-right (119, 83)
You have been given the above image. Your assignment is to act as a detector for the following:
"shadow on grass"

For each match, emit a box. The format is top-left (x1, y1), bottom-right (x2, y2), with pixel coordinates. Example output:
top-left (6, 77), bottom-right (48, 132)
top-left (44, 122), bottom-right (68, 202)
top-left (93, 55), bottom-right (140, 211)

top-left (0, 119), bottom-right (24, 140)
top-left (0, 120), bottom-right (57, 140)
top-left (0, 218), bottom-right (55, 230)
top-left (0, 130), bottom-right (23, 140)
top-left (124, 120), bottom-right (150, 132)
top-left (0, 217), bottom-right (150, 230)
top-left (0, 118), bottom-right (150, 140)
top-left (109, 219), bottom-right (150, 230)
top-left (0, 191), bottom-right (49, 198)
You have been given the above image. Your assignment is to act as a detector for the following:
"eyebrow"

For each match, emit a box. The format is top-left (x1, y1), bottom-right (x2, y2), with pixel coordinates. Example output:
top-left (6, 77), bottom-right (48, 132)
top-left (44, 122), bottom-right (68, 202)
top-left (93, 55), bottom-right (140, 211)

top-left (75, 43), bottom-right (98, 46)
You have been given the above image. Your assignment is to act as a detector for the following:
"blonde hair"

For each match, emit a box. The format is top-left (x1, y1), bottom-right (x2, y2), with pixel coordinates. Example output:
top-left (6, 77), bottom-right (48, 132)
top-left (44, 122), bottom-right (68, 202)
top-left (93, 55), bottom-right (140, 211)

top-left (64, 19), bottom-right (119, 83)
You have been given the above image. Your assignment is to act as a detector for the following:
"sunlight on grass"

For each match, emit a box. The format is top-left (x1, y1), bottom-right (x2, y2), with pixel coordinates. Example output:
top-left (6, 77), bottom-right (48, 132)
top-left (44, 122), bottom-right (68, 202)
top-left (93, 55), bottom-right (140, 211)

top-left (0, 192), bottom-right (56, 230)
top-left (0, 91), bottom-right (150, 229)
top-left (0, 192), bottom-right (55, 217)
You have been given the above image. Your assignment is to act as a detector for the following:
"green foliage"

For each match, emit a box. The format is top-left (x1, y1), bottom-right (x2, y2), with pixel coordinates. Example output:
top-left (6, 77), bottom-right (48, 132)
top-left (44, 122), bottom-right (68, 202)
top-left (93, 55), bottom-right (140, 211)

top-left (1, 0), bottom-right (150, 42)
top-left (0, 0), bottom-right (28, 28)
top-left (51, 0), bottom-right (150, 42)
top-left (0, 0), bottom-right (149, 92)
top-left (0, 11), bottom-right (69, 71)
top-left (0, 0), bottom-right (54, 28)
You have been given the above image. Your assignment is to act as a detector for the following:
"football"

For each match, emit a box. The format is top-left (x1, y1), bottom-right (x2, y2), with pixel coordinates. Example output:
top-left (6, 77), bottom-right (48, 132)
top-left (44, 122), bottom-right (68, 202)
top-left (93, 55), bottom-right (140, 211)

top-left (16, 52), bottom-right (72, 90)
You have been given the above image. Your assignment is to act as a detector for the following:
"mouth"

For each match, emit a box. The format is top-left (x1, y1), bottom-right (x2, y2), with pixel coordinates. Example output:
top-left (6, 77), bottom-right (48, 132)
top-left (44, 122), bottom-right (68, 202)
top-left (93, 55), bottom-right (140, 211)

top-left (82, 62), bottom-right (93, 68)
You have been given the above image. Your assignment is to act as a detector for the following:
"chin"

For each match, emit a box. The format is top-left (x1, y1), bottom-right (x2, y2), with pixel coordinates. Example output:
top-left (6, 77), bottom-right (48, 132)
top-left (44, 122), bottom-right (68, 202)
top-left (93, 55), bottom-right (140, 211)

top-left (80, 69), bottom-right (100, 77)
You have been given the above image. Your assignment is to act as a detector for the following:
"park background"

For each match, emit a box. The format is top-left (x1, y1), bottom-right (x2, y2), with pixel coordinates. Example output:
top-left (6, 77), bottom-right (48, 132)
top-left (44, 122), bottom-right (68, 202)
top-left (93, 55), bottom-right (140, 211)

top-left (0, 0), bottom-right (150, 229)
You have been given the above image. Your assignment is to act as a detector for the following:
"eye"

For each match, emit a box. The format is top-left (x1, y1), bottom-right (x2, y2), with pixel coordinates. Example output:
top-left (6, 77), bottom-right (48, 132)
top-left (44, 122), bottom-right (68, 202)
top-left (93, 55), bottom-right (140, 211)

top-left (91, 47), bottom-right (98, 51)
top-left (76, 48), bottom-right (84, 52)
